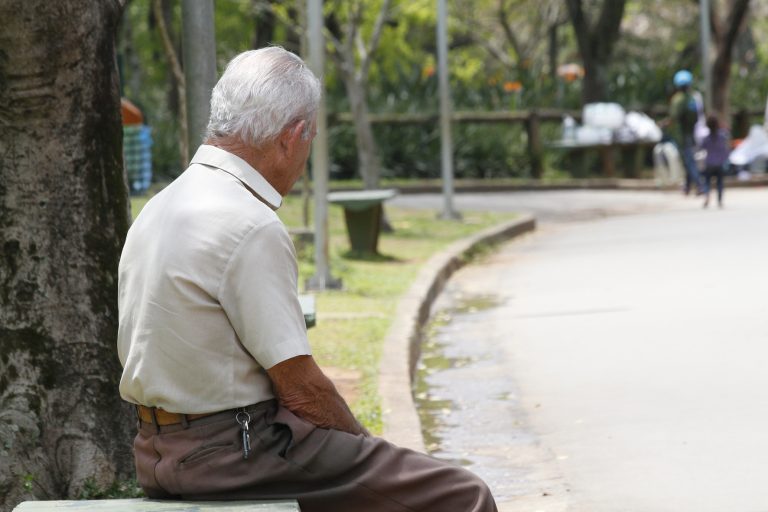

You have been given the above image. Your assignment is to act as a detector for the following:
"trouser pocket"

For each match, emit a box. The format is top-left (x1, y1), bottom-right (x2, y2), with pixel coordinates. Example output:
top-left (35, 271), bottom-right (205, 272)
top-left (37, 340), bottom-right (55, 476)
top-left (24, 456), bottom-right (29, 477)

top-left (272, 405), bottom-right (318, 457)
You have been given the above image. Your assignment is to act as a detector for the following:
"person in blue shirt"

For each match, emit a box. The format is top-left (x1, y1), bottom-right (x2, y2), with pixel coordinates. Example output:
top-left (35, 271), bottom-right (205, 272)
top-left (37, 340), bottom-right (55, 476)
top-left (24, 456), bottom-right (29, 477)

top-left (667, 70), bottom-right (705, 195)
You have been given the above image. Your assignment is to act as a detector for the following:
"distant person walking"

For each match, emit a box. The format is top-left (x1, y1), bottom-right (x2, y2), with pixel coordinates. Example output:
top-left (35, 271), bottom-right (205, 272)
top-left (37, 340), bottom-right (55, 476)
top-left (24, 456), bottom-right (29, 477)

top-left (700, 115), bottom-right (729, 208)
top-left (668, 70), bottom-right (704, 195)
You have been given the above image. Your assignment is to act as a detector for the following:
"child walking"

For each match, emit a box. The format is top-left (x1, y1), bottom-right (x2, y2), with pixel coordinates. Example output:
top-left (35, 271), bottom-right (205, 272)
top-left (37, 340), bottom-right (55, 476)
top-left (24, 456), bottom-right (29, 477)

top-left (700, 115), bottom-right (729, 208)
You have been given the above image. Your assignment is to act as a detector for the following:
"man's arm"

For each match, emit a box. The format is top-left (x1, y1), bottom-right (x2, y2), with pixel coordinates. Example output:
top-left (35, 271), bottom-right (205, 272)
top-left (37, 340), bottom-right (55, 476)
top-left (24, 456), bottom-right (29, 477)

top-left (267, 355), bottom-right (369, 436)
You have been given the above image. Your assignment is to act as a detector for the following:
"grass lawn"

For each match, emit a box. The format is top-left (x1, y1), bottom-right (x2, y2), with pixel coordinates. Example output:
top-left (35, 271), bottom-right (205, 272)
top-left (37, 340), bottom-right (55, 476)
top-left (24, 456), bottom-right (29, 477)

top-left (131, 193), bottom-right (515, 434)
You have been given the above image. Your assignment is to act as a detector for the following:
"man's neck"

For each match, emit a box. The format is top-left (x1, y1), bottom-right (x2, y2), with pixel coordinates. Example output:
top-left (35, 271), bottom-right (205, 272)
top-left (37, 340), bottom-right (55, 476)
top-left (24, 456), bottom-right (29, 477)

top-left (206, 137), bottom-right (284, 194)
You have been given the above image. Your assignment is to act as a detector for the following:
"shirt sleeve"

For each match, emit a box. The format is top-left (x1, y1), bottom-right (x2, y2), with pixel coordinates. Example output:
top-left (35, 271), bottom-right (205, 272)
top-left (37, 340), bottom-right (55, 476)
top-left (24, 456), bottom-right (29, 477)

top-left (219, 219), bottom-right (311, 369)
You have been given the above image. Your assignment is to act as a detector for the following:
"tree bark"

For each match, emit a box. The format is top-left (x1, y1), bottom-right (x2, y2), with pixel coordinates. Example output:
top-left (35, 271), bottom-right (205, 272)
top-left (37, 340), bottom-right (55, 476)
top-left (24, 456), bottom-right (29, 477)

top-left (327, 0), bottom-right (392, 190)
top-left (566, 0), bottom-right (627, 104)
top-left (338, 68), bottom-right (382, 190)
top-left (548, 23), bottom-right (559, 81)
top-left (153, 0), bottom-right (189, 169)
top-left (709, 0), bottom-right (751, 122)
top-left (251, 0), bottom-right (277, 49)
top-left (0, 1), bottom-right (134, 509)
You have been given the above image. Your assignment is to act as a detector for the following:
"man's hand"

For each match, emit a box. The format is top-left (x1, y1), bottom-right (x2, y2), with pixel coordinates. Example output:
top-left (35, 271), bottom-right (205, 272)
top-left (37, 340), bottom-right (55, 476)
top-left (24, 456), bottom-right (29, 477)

top-left (267, 355), bottom-right (369, 436)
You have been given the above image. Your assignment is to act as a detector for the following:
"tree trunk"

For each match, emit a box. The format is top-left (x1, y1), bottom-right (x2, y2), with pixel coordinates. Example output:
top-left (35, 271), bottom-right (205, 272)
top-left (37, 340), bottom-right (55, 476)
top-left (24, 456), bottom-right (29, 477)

top-left (153, 0), bottom-right (189, 170)
top-left (711, 54), bottom-right (732, 122)
top-left (326, 0), bottom-right (391, 191)
top-left (251, 0), bottom-right (277, 49)
top-left (0, 2), bottom-right (134, 509)
top-left (548, 23), bottom-right (559, 81)
top-left (566, 0), bottom-right (626, 104)
top-left (580, 58), bottom-right (609, 104)
top-left (336, 65), bottom-right (391, 229)
top-left (709, 0), bottom-right (751, 123)
top-left (340, 71), bottom-right (382, 190)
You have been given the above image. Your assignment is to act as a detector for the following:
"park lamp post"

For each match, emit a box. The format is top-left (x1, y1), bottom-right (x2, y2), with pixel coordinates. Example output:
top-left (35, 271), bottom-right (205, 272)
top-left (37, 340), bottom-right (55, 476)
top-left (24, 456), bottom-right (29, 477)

top-left (181, 0), bottom-right (217, 159)
top-left (306, 0), bottom-right (341, 290)
top-left (700, 0), bottom-right (712, 113)
top-left (436, 0), bottom-right (461, 220)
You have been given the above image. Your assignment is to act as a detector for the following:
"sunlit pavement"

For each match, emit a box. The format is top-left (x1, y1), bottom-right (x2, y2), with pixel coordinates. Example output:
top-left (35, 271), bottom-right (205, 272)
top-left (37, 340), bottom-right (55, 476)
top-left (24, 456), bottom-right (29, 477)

top-left (390, 188), bottom-right (692, 221)
top-left (400, 188), bottom-right (768, 512)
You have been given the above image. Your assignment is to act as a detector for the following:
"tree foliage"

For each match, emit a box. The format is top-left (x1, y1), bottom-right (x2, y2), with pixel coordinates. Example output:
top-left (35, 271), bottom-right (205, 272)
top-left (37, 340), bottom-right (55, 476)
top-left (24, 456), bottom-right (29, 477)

top-left (325, 0), bottom-right (394, 189)
top-left (117, 0), bottom-right (768, 181)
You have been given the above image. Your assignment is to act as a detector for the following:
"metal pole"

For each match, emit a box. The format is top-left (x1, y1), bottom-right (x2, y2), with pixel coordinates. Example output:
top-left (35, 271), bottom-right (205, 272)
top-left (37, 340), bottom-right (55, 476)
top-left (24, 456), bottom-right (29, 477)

top-left (181, 0), bottom-right (217, 159)
top-left (306, 0), bottom-right (341, 290)
top-left (700, 0), bottom-right (712, 113)
top-left (436, 0), bottom-right (460, 220)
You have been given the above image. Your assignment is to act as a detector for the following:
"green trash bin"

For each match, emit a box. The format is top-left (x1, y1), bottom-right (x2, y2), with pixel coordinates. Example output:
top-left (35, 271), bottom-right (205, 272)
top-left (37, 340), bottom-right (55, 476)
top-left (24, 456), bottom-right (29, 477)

top-left (327, 189), bottom-right (398, 254)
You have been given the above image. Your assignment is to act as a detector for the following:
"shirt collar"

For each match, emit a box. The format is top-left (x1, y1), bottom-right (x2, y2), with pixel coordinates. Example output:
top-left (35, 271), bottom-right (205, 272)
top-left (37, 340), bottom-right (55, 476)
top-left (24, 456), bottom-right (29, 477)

top-left (190, 145), bottom-right (283, 209)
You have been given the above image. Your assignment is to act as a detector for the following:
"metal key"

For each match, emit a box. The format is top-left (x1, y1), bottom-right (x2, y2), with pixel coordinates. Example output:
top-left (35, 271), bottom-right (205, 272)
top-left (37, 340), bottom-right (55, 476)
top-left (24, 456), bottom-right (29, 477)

top-left (236, 411), bottom-right (251, 459)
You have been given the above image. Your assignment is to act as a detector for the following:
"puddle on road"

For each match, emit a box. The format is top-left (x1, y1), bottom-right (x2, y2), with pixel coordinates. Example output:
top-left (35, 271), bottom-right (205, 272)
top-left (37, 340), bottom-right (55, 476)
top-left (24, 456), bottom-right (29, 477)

top-left (414, 291), bottom-right (544, 501)
top-left (414, 295), bottom-right (498, 457)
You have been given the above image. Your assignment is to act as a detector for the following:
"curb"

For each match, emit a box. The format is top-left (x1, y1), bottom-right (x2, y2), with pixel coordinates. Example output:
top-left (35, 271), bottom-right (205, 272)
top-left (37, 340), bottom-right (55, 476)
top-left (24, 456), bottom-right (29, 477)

top-left (287, 176), bottom-right (768, 197)
top-left (405, 177), bottom-right (768, 193)
top-left (378, 214), bottom-right (537, 452)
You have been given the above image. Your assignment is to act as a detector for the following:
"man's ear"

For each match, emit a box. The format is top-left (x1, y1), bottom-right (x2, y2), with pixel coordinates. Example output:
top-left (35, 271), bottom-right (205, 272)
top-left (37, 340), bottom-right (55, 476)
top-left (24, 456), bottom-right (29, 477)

top-left (280, 120), bottom-right (306, 151)
top-left (292, 120), bottom-right (307, 141)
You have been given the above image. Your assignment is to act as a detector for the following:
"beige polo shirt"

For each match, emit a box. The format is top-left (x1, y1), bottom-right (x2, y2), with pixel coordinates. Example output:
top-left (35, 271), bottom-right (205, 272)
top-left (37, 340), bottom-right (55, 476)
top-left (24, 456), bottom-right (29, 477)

top-left (117, 145), bottom-right (311, 414)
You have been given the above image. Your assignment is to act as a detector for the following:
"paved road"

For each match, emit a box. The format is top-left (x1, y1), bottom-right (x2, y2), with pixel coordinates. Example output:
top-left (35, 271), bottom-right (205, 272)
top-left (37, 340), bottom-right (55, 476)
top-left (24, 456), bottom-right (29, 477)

top-left (390, 189), bottom-right (690, 222)
top-left (405, 188), bottom-right (768, 512)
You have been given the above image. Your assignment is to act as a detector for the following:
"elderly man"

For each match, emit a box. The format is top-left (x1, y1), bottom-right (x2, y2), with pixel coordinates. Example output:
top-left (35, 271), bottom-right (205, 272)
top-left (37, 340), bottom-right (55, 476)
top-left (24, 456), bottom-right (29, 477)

top-left (118, 47), bottom-right (497, 512)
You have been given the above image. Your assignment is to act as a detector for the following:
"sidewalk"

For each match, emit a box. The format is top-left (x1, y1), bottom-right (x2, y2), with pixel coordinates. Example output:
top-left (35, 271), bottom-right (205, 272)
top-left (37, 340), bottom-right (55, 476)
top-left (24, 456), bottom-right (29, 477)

top-left (382, 188), bottom-right (704, 452)
top-left (404, 188), bottom-right (768, 511)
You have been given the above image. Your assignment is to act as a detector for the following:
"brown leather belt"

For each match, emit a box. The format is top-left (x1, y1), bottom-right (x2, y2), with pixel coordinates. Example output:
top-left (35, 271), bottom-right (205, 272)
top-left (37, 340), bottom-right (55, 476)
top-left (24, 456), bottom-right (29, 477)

top-left (136, 405), bottom-right (219, 426)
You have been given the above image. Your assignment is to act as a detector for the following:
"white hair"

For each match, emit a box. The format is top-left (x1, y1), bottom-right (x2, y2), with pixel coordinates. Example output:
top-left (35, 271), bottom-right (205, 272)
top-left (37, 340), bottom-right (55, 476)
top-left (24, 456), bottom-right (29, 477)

top-left (206, 47), bottom-right (321, 146)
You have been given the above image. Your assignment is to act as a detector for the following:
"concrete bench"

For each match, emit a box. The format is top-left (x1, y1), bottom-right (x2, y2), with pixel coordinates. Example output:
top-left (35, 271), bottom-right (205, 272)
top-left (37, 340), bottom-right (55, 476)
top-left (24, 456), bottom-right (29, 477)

top-left (327, 189), bottom-right (398, 255)
top-left (13, 498), bottom-right (300, 511)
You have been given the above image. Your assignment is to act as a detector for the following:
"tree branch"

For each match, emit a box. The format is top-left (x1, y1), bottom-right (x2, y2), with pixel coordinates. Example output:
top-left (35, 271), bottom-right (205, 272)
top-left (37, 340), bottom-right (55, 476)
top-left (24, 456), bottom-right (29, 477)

top-left (344, 0), bottom-right (363, 50)
top-left (722, 0), bottom-right (750, 52)
top-left (152, 0), bottom-right (188, 168)
top-left (355, 31), bottom-right (367, 81)
top-left (471, 30), bottom-right (515, 68)
top-left (498, 0), bottom-right (525, 63)
top-left (594, 0), bottom-right (626, 59)
top-left (152, 0), bottom-right (184, 87)
top-left (360, 0), bottom-right (392, 79)
top-left (565, 0), bottom-right (591, 57)
top-left (709, 0), bottom-right (723, 45)
top-left (324, 9), bottom-right (345, 50)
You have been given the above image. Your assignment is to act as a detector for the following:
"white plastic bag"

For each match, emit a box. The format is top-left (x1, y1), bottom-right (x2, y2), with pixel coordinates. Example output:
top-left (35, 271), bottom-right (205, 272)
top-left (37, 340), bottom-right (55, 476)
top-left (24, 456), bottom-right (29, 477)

top-left (625, 111), bottom-right (662, 142)
top-left (583, 103), bottom-right (626, 130)
top-left (729, 125), bottom-right (768, 166)
top-left (653, 142), bottom-right (684, 185)
top-left (562, 115), bottom-right (577, 141)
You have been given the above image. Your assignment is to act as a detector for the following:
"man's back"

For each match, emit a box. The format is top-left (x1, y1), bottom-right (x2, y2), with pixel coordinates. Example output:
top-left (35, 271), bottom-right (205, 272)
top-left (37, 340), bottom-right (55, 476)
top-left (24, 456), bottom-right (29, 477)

top-left (670, 90), bottom-right (698, 143)
top-left (118, 146), bottom-right (309, 414)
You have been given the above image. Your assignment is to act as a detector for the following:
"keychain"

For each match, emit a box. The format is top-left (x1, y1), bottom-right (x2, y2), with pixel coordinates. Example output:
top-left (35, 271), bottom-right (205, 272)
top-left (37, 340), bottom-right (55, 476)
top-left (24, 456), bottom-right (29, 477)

top-left (235, 410), bottom-right (251, 459)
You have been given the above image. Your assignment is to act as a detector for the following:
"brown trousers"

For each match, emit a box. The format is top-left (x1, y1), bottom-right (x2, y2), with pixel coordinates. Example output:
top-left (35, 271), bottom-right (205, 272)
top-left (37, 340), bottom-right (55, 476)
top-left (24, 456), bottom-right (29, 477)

top-left (134, 400), bottom-right (497, 512)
